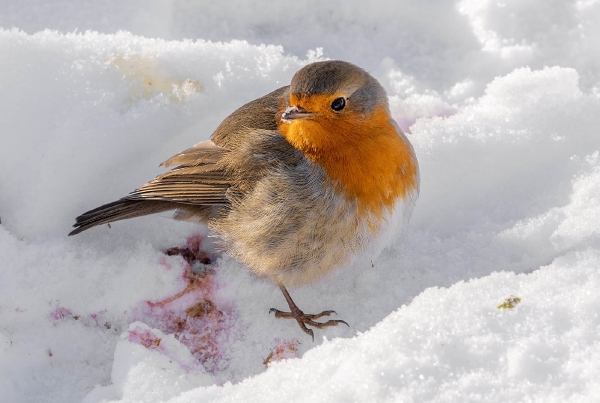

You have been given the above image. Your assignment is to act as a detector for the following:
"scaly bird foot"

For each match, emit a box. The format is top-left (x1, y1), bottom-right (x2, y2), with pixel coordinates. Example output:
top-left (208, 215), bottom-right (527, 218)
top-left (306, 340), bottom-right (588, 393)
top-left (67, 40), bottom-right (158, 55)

top-left (270, 286), bottom-right (349, 341)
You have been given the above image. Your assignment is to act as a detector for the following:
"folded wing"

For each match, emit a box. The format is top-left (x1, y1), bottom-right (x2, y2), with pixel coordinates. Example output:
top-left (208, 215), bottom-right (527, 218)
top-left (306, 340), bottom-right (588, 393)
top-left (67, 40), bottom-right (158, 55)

top-left (69, 140), bottom-right (231, 235)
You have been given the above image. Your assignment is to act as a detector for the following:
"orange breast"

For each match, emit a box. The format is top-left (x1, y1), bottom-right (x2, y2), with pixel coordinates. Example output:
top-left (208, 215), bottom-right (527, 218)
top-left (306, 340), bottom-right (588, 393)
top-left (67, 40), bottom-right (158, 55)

top-left (279, 104), bottom-right (418, 219)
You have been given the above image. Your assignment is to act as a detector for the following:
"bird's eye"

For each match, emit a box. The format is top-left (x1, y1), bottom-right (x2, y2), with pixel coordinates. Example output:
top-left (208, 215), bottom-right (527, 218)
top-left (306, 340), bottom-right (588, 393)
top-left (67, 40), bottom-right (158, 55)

top-left (330, 97), bottom-right (346, 111)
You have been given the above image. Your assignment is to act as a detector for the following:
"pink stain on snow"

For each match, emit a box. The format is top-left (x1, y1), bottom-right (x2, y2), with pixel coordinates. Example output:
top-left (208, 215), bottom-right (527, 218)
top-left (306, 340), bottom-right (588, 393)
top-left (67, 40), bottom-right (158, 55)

top-left (49, 306), bottom-right (73, 321)
top-left (49, 304), bottom-right (115, 331)
top-left (158, 256), bottom-right (172, 270)
top-left (163, 233), bottom-right (214, 267)
top-left (263, 339), bottom-right (300, 367)
top-left (127, 325), bottom-right (166, 352)
top-left (133, 233), bottom-right (236, 374)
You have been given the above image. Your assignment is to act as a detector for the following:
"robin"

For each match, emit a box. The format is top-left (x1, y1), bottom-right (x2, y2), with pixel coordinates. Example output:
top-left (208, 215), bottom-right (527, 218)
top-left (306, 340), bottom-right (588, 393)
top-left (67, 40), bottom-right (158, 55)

top-left (70, 60), bottom-right (420, 340)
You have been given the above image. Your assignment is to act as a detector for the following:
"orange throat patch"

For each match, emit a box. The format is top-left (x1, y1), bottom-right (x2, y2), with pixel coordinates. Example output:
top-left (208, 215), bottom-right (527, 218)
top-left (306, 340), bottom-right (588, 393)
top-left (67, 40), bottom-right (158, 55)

top-left (279, 104), bottom-right (418, 219)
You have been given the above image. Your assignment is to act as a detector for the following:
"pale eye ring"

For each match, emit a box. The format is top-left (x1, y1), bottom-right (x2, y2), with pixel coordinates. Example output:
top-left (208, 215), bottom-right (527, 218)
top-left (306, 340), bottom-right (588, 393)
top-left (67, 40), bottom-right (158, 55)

top-left (330, 97), bottom-right (346, 111)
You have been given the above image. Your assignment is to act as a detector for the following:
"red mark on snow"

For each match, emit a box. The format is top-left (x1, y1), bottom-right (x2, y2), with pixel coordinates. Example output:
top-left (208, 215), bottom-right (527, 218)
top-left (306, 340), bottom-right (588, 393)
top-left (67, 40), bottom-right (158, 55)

top-left (50, 306), bottom-right (73, 321)
top-left (263, 339), bottom-right (300, 368)
top-left (49, 304), bottom-right (115, 331)
top-left (164, 233), bottom-right (212, 266)
top-left (127, 325), bottom-right (165, 352)
top-left (134, 233), bottom-right (235, 374)
top-left (158, 256), bottom-right (172, 270)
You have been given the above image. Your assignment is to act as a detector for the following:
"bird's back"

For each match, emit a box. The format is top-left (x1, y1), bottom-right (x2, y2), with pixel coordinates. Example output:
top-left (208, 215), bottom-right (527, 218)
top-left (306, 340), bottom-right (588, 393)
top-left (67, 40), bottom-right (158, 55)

top-left (210, 86), bottom-right (289, 149)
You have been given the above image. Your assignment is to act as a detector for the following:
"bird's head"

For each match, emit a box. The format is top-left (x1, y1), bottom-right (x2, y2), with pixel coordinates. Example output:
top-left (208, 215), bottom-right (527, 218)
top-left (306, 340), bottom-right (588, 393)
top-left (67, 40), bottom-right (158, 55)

top-left (279, 60), bottom-right (391, 157)
top-left (278, 60), bottom-right (418, 216)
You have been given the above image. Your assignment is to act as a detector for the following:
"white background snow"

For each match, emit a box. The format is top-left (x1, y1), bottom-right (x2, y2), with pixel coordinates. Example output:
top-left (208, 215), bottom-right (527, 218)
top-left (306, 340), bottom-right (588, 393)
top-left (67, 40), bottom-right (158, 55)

top-left (1, 1), bottom-right (599, 402)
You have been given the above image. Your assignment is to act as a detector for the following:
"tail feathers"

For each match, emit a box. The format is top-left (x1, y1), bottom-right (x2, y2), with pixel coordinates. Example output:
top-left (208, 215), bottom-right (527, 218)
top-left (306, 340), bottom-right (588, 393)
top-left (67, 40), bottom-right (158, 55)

top-left (69, 199), bottom-right (175, 236)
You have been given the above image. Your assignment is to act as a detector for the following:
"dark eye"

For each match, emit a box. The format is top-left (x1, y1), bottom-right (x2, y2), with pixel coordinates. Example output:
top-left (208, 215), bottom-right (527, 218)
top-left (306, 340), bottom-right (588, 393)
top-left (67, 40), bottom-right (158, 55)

top-left (330, 97), bottom-right (346, 111)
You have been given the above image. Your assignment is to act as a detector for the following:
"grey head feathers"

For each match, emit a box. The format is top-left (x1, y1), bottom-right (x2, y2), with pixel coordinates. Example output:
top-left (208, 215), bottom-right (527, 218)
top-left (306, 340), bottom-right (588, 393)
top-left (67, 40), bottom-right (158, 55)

top-left (290, 60), bottom-right (389, 115)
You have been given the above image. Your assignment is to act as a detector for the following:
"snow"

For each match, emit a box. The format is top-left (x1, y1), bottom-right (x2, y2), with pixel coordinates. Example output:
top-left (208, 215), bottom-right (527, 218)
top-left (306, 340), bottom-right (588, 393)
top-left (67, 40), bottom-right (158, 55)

top-left (1, 1), bottom-right (599, 402)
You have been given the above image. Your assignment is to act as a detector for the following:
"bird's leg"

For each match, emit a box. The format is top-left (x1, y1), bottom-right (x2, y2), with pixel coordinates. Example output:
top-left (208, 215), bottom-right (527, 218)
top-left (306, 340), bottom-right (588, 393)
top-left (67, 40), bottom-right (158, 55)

top-left (269, 284), bottom-right (349, 341)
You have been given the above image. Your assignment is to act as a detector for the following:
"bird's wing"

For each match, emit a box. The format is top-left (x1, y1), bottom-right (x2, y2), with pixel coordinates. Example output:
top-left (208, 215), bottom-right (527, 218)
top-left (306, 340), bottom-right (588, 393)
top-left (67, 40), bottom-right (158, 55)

top-left (134, 85), bottom-right (292, 205)
top-left (160, 139), bottom-right (228, 167)
top-left (134, 85), bottom-right (291, 205)
top-left (69, 140), bottom-right (230, 235)
top-left (125, 139), bottom-right (231, 205)
top-left (70, 86), bottom-right (291, 235)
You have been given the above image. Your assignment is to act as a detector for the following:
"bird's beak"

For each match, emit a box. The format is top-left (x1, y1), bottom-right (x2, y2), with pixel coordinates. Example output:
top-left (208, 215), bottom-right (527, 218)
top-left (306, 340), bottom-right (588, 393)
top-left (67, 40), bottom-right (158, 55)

top-left (281, 106), bottom-right (314, 123)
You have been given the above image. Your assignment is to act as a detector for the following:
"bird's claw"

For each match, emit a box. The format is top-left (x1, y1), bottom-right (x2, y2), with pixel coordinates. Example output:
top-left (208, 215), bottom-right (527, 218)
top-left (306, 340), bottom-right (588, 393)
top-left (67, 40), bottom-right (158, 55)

top-left (272, 285), bottom-right (349, 341)
top-left (269, 307), bottom-right (349, 341)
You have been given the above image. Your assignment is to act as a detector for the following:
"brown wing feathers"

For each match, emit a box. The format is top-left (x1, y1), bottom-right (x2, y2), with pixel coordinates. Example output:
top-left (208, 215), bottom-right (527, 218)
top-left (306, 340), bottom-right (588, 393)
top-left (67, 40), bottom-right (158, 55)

top-left (159, 140), bottom-right (228, 167)
top-left (68, 200), bottom-right (177, 235)
top-left (69, 141), bottom-right (231, 235)
top-left (69, 86), bottom-right (289, 236)
top-left (130, 168), bottom-right (229, 204)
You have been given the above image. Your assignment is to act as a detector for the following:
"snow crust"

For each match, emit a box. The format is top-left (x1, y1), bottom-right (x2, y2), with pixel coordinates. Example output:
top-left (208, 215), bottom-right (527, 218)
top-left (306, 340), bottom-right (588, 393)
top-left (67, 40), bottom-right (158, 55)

top-left (1, 1), bottom-right (599, 402)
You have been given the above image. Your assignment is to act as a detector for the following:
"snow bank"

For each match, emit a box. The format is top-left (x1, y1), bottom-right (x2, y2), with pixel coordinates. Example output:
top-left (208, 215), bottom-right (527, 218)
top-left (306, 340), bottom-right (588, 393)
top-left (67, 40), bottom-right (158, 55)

top-left (143, 251), bottom-right (600, 403)
top-left (1, 1), bottom-right (600, 402)
top-left (2, 0), bottom-right (598, 99)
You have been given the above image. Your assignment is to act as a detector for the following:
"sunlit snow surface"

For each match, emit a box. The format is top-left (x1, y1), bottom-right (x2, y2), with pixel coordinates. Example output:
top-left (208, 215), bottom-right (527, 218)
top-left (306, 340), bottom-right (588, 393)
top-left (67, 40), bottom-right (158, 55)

top-left (1, 1), bottom-right (600, 402)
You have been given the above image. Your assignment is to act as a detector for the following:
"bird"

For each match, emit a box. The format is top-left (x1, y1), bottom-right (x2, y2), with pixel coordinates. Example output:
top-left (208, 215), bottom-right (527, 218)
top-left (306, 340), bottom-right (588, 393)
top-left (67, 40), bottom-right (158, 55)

top-left (69, 60), bottom-right (420, 340)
